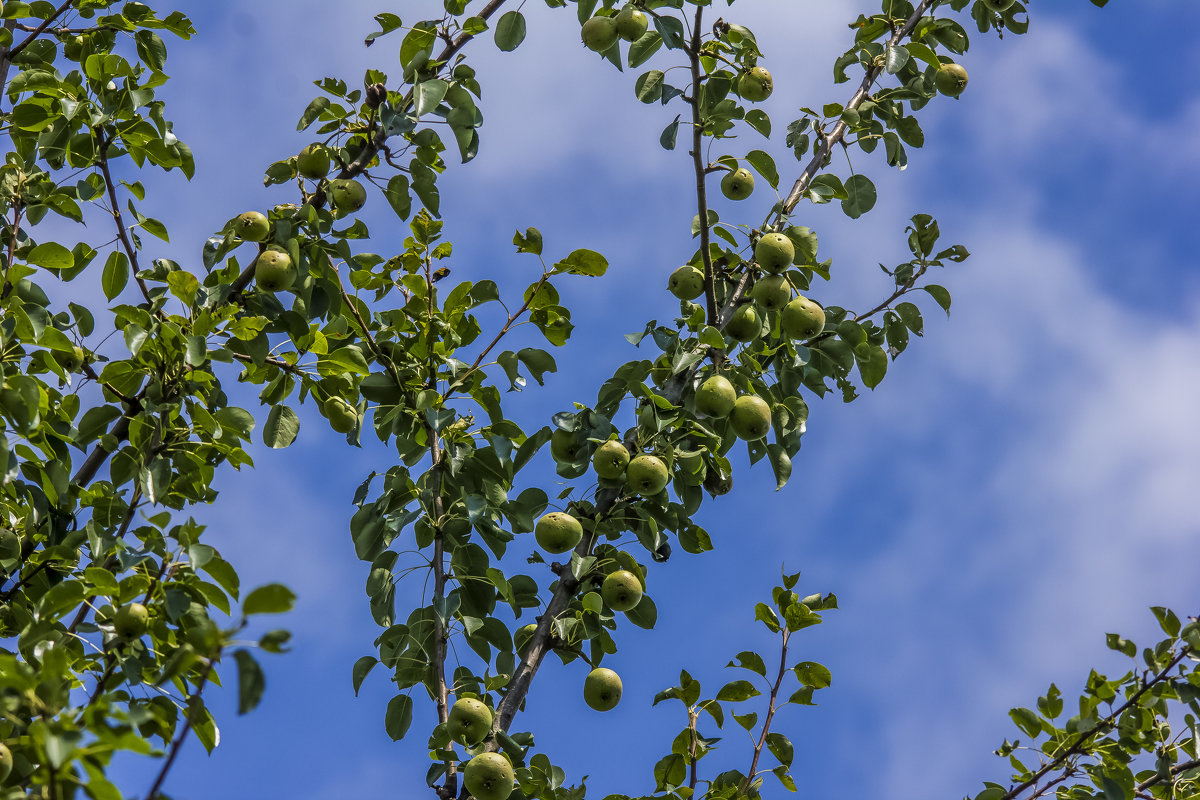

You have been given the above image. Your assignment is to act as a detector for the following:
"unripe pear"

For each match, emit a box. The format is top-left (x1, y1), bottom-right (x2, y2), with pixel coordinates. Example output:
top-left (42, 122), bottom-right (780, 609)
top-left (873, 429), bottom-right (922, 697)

top-left (738, 66), bottom-right (774, 102)
top-left (781, 296), bottom-right (826, 340)
top-left (581, 16), bottom-right (619, 52)
top-left (254, 246), bottom-right (296, 292)
top-left (668, 265), bottom-right (705, 300)
top-left (755, 233), bottom-right (795, 272)
top-left (614, 5), bottom-right (648, 41)
top-left (751, 274), bottom-right (792, 311)
top-left (725, 304), bottom-right (761, 343)
top-left (602, 569), bottom-right (643, 612)
top-left (324, 397), bottom-right (358, 433)
top-left (535, 511), bottom-right (583, 554)
top-left (297, 144), bottom-right (330, 179)
top-left (0, 742), bottom-right (11, 784)
top-left (234, 211), bottom-right (270, 242)
top-left (626, 454), bottom-right (669, 495)
top-left (327, 178), bottom-right (367, 212)
top-left (584, 667), bottom-right (623, 711)
top-left (695, 375), bottom-right (736, 418)
top-left (720, 168), bottom-right (754, 201)
top-left (729, 395), bottom-right (772, 441)
top-left (114, 602), bottom-right (149, 639)
top-left (447, 697), bottom-right (492, 746)
top-left (593, 440), bottom-right (631, 480)
top-left (463, 753), bottom-right (515, 800)
top-left (935, 63), bottom-right (968, 97)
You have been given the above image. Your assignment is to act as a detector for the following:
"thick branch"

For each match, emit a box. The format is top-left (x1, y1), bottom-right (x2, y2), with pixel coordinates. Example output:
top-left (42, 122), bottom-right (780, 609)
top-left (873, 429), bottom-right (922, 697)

top-left (430, 431), bottom-right (457, 800)
top-left (778, 0), bottom-right (936, 220)
top-left (686, 4), bottom-right (718, 325)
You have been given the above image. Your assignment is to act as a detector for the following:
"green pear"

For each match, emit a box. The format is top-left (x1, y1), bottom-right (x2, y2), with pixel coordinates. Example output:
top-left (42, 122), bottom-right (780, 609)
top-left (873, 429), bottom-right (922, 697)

top-left (601, 570), bottom-right (643, 612)
top-left (581, 16), bottom-right (619, 52)
top-left (0, 742), bottom-right (11, 784)
top-left (738, 66), bottom-right (774, 102)
top-left (327, 178), bottom-right (367, 212)
top-left (725, 304), bottom-right (761, 343)
top-left (234, 211), bottom-right (270, 242)
top-left (729, 395), bottom-right (771, 440)
top-left (535, 511), bottom-right (583, 554)
top-left (463, 753), bottom-right (514, 800)
top-left (626, 454), bottom-right (669, 495)
top-left (297, 144), bottom-right (330, 179)
top-left (550, 428), bottom-right (584, 461)
top-left (695, 375), bottom-right (736, 418)
top-left (720, 168), bottom-right (754, 201)
top-left (935, 63), bottom-right (968, 97)
top-left (447, 697), bottom-right (492, 746)
top-left (750, 274), bottom-right (792, 311)
top-left (781, 295), bottom-right (826, 339)
top-left (324, 397), bottom-right (358, 433)
top-left (755, 233), bottom-right (795, 272)
top-left (614, 5), bottom-right (648, 41)
top-left (668, 265), bottom-right (705, 300)
top-left (584, 667), bottom-right (623, 711)
top-left (254, 246), bottom-right (296, 292)
top-left (114, 602), bottom-right (149, 639)
top-left (593, 440), bottom-right (631, 480)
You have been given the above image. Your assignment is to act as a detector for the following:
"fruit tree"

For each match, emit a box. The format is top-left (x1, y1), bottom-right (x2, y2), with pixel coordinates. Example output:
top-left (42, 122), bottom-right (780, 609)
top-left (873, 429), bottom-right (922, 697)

top-left (2, 1), bottom-right (1198, 800)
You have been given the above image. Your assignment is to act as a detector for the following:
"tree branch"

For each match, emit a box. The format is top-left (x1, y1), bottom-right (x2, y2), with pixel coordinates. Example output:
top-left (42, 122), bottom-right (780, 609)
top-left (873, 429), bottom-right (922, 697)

top-left (741, 627), bottom-right (790, 791)
top-left (777, 0), bottom-right (936, 221)
top-left (686, 3), bottom-right (718, 325)
top-left (4, 0), bottom-right (74, 62)
top-left (145, 663), bottom-right (213, 800)
top-left (97, 134), bottom-right (156, 306)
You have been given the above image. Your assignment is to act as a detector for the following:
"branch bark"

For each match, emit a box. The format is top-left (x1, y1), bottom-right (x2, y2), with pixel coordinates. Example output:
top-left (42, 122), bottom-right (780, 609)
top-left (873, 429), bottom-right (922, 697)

top-left (778, 0), bottom-right (936, 221)
top-left (685, 3), bottom-right (718, 325)
top-left (741, 627), bottom-right (790, 791)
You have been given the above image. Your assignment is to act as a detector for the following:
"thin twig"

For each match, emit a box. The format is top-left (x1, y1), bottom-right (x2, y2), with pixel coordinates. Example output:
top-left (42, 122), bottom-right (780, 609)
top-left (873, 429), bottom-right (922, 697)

top-left (685, 3), bottom-right (717, 325)
top-left (145, 663), bottom-right (213, 800)
top-left (4, 0), bottom-right (74, 62)
top-left (741, 628), bottom-right (790, 791)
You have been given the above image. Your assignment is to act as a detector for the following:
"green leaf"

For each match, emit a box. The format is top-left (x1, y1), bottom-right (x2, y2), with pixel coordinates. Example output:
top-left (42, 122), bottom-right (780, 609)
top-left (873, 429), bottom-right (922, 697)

top-left (766, 732), bottom-right (794, 767)
top-left (635, 70), bottom-right (664, 104)
top-left (263, 405), bottom-right (300, 449)
top-left (884, 43), bottom-right (910, 74)
top-left (353, 656), bottom-right (378, 696)
top-left (746, 150), bottom-right (778, 189)
top-left (243, 583), bottom-right (296, 615)
top-left (716, 680), bottom-right (760, 702)
top-left (626, 594), bottom-right (657, 629)
top-left (628, 31), bottom-right (663, 68)
top-left (728, 651), bottom-right (766, 677)
top-left (233, 650), bottom-right (265, 715)
top-left (660, 115), bottom-right (680, 150)
top-left (1008, 707), bottom-right (1042, 737)
top-left (923, 284), bottom-right (952, 316)
top-left (513, 227), bottom-right (543, 255)
top-left (745, 110), bottom-right (771, 138)
top-left (841, 174), bottom-right (877, 218)
top-left (28, 242), bottom-right (74, 271)
top-left (552, 248), bottom-right (607, 277)
top-left (493, 11), bottom-right (526, 51)
top-left (297, 96), bottom-right (330, 131)
top-left (385, 694), bottom-right (414, 740)
top-left (793, 661), bottom-right (832, 689)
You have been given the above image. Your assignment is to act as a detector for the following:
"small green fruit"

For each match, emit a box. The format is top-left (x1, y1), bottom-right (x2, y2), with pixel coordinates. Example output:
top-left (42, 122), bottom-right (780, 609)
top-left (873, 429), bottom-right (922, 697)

top-left (668, 265), bottom-right (705, 300)
top-left (581, 16), bottom-right (619, 52)
top-left (750, 274), bottom-right (792, 311)
top-left (324, 397), bottom-right (358, 434)
top-left (0, 742), bottom-right (11, 784)
top-left (114, 602), bottom-right (149, 639)
top-left (515, 623), bottom-right (538, 654)
top-left (729, 395), bottom-right (772, 441)
top-left (720, 168), bottom-right (754, 201)
top-left (626, 454), bottom-right (669, 495)
top-left (935, 63), bottom-right (968, 97)
top-left (234, 211), bottom-right (270, 242)
top-left (550, 428), bottom-right (584, 462)
top-left (53, 345), bottom-right (86, 373)
top-left (695, 375), bottom-right (736, 418)
top-left (725, 304), bottom-right (761, 343)
top-left (703, 467), bottom-right (733, 497)
top-left (614, 5), bottom-right (648, 41)
top-left (254, 246), bottom-right (296, 292)
top-left (781, 295), bottom-right (826, 340)
top-left (447, 697), bottom-right (492, 746)
top-left (755, 233), bottom-right (795, 272)
top-left (463, 753), bottom-right (515, 800)
top-left (297, 144), bottom-right (330, 179)
top-left (602, 570), bottom-right (643, 612)
top-left (535, 511), bottom-right (583, 554)
top-left (737, 66), bottom-right (774, 102)
top-left (584, 667), bottom-right (623, 711)
top-left (593, 440), bottom-right (631, 480)
top-left (327, 178), bottom-right (367, 212)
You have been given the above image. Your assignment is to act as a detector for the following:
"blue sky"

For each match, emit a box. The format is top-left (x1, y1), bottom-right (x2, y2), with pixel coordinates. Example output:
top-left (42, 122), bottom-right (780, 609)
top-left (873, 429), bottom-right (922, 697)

top-left (89, 1), bottom-right (1200, 798)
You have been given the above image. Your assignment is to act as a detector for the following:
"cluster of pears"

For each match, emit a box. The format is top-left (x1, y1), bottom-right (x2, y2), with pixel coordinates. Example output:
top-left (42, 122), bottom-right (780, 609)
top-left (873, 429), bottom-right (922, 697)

top-left (715, 65), bottom-right (775, 202)
top-left (668, 230), bottom-right (826, 347)
top-left (692, 373), bottom-right (773, 440)
top-left (580, 4), bottom-right (648, 52)
top-left (445, 698), bottom-right (512, 800)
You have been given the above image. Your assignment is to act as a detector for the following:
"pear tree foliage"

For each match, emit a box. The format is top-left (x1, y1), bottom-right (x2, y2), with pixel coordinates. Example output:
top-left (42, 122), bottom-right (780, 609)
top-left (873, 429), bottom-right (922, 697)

top-left (2, 1), bottom-right (1195, 800)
